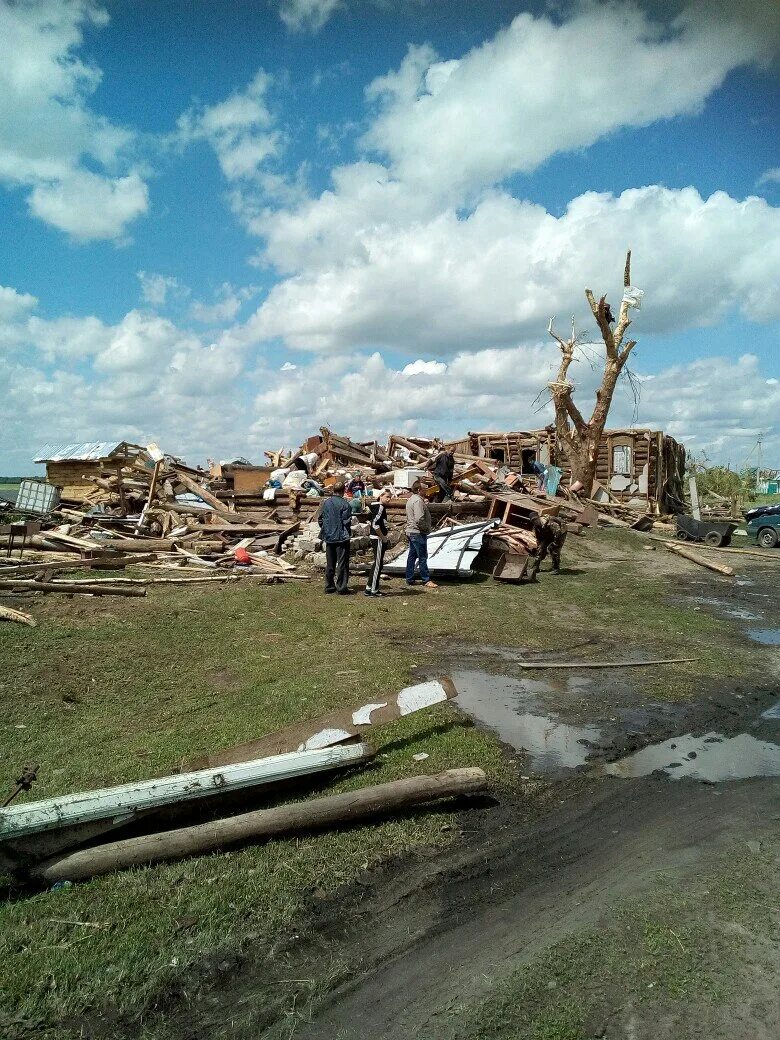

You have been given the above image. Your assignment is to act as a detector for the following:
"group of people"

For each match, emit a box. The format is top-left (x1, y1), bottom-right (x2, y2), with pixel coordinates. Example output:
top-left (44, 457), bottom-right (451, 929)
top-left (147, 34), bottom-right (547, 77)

top-left (317, 443), bottom-right (567, 595)
top-left (317, 479), bottom-right (439, 597)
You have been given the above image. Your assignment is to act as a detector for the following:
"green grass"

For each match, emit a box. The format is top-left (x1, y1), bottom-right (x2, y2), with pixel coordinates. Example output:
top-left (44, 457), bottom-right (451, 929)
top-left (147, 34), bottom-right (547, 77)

top-left (0, 529), bottom-right (765, 1035)
top-left (447, 840), bottom-right (780, 1040)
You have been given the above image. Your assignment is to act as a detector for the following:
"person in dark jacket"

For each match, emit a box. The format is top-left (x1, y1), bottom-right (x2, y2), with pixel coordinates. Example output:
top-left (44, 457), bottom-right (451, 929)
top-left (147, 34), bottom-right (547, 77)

top-left (318, 481), bottom-right (352, 594)
top-left (528, 514), bottom-right (567, 580)
top-left (365, 487), bottom-right (391, 596)
top-left (428, 448), bottom-right (455, 501)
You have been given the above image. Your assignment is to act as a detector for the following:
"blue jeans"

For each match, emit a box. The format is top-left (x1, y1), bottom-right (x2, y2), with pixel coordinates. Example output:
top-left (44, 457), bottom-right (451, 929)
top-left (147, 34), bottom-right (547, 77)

top-left (406, 533), bottom-right (430, 584)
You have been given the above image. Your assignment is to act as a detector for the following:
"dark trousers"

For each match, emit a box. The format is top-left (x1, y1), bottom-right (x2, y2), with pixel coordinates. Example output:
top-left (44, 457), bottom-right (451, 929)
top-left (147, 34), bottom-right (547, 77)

top-left (529, 532), bottom-right (566, 578)
top-left (406, 533), bottom-right (430, 584)
top-left (366, 538), bottom-right (386, 593)
top-left (433, 475), bottom-right (453, 502)
top-left (325, 540), bottom-right (350, 592)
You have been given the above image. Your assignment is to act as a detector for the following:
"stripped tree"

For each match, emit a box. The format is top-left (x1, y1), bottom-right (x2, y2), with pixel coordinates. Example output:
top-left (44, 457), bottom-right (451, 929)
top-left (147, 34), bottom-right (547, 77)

top-left (547, 250), bottom-right (638, 496)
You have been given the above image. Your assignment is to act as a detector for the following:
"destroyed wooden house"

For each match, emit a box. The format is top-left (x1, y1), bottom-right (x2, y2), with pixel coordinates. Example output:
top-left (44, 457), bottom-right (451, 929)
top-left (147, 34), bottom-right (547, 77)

top-left (449, 428), bottom-right (686, 514)
top-left (33, 441), bottom-right (147, 505)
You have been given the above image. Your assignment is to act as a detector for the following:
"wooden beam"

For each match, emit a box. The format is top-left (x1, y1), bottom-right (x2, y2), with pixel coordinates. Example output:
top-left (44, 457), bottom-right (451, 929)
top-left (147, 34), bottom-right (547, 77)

top-left (0, 579), bottom-right (147, 597)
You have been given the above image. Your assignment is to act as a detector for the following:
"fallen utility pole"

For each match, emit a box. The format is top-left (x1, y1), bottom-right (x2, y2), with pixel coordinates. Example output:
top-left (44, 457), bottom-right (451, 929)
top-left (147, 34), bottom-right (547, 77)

top-left (663, 542), bottom-right (735, 576)
top-left (32, 768), bottom-right (487, 883)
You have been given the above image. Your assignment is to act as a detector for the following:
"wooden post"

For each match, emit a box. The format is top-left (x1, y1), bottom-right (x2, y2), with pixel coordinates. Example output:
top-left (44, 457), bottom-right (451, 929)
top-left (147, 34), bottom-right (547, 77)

top-left (32, 768), bottom-right (488, 883)
top-left (689, 476), bottom-right (701, 520)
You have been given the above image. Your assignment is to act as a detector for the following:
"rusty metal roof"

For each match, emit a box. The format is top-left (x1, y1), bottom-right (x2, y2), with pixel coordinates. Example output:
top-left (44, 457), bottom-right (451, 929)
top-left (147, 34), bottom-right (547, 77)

top-left (32, 441), bottom-right (131, 463)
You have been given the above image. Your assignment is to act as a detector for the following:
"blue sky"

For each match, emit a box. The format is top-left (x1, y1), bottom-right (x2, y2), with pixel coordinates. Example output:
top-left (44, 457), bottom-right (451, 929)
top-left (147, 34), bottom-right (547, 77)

top-left (1, 0), bottom-right (779, 475)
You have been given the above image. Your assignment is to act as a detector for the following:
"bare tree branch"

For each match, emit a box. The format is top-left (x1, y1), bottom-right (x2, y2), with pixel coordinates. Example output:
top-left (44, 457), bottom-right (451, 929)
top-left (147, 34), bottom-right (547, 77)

top-left (547, 251), bottom-right (640, 495)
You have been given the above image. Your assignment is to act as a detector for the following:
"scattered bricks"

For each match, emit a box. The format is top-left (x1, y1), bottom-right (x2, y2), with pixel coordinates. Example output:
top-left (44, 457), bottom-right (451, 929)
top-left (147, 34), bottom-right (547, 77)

top-left (297, 538), bottom-right (318, 553)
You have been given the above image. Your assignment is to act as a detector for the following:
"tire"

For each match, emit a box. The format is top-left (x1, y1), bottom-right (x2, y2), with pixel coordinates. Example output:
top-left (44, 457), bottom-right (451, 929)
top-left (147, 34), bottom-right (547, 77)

top-left (675, 530), bottom-right (688, 541)
top-left (757, 527), bottom-right (778, 549)
top-left (704, 530), bottom-right (725, 547)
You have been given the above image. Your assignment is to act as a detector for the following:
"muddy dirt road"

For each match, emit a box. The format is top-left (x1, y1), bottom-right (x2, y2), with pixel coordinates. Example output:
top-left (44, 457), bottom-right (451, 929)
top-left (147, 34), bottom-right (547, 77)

top-left (154, 558), bottom-right (779, 1040)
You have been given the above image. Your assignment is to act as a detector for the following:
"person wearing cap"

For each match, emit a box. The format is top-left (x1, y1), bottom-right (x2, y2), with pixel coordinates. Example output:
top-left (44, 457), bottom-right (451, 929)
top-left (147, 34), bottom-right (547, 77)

top-left (404, 480), bottom-right (438, 589)
top-left (427, 447), bottom-right (455, 502)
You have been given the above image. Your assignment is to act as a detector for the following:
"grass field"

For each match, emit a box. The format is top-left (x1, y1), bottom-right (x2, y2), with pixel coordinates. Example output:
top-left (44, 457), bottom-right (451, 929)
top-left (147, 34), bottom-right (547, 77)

top-left (0, 530), bottom-right (766, 1037)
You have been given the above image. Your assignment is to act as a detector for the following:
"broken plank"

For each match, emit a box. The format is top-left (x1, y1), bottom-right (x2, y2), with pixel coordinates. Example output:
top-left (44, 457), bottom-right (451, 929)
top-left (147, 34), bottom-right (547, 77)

top-left (513, 657), bottom-right (697, 670)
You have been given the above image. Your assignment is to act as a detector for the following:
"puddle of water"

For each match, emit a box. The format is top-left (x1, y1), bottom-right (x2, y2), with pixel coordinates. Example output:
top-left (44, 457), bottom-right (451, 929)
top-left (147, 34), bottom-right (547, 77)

top-left (761, 702), bottom-right (780, 720)
top-left (686, 596), bottom-right (760, 621)
top-left (450, 669), bottom-right (600, 771)
top-left (603, 732), bottom-right (780, 782)
top-left (747, 628), bottom-right (780, 645)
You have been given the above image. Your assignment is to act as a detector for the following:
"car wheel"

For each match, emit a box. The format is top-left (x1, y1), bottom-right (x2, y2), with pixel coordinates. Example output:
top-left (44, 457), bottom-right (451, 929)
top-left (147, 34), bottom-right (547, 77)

top-left (675, 530), bottom-right (688, 541)
top-left (704, 530), bottom-right (725, 547)
top-left (757, 527), bottom-right (778, 549)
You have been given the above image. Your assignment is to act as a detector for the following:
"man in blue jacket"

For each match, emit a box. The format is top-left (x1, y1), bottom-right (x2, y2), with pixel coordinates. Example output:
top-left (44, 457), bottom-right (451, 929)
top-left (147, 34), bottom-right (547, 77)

top-left (318, 480), bottom-right (352, 594)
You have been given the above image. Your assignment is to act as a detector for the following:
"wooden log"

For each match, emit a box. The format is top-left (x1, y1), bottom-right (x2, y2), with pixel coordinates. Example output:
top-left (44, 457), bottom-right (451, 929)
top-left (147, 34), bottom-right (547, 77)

top-left (649, 537), bottom-right (780, 563)
top-left (664, 542), bottom-right (735, 576)
top-left (514, 657), bottom-right (696, 670)
top-left (0, 580), bottom-right (147, 597)
top-left (32, 768), bottom-right (487, 882)
top-left (172, 469), bottom-right (246, 521)
top-left (0, 604), bottom-right (37, 627)
top-left (0, 554), bottom-right (157, 577)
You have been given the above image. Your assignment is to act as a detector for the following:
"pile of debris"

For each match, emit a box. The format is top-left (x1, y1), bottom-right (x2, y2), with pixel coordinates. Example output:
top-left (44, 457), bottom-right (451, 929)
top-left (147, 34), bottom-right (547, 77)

top-left (0, 443), bottom-right (313, 623)
top-left (1, 425), bottom-right (673, 622)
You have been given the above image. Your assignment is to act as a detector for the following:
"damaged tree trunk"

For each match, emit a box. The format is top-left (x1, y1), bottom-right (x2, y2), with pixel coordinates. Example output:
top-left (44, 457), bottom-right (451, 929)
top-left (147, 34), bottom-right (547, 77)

top-left (548, 251), bottom-right (638, 495)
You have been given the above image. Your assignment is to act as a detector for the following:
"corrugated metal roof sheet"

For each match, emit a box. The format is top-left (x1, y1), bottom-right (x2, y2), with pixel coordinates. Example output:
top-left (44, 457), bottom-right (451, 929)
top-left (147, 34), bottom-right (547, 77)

top-left (33, 441), bottom-right (127, 463)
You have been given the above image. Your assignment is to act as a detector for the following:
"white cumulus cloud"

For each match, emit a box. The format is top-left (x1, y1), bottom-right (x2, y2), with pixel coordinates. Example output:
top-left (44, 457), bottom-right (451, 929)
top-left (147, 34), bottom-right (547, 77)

top-left (0, 285), bottom-right (37, 321)
top-left (137, 271), bottom-right (187, 307)
top-left (178, 70), bottom-right (280, 182)
top-left (246, 185), bottom-right (780, 354)
top-left (363, 2), bottom-right (780, 200)
top-left (0, 0), bottom-right (149, 241)
top-left (403, 359), bottom-right (448, 376)
top-left (277, 0), bottom-right (342, 32)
